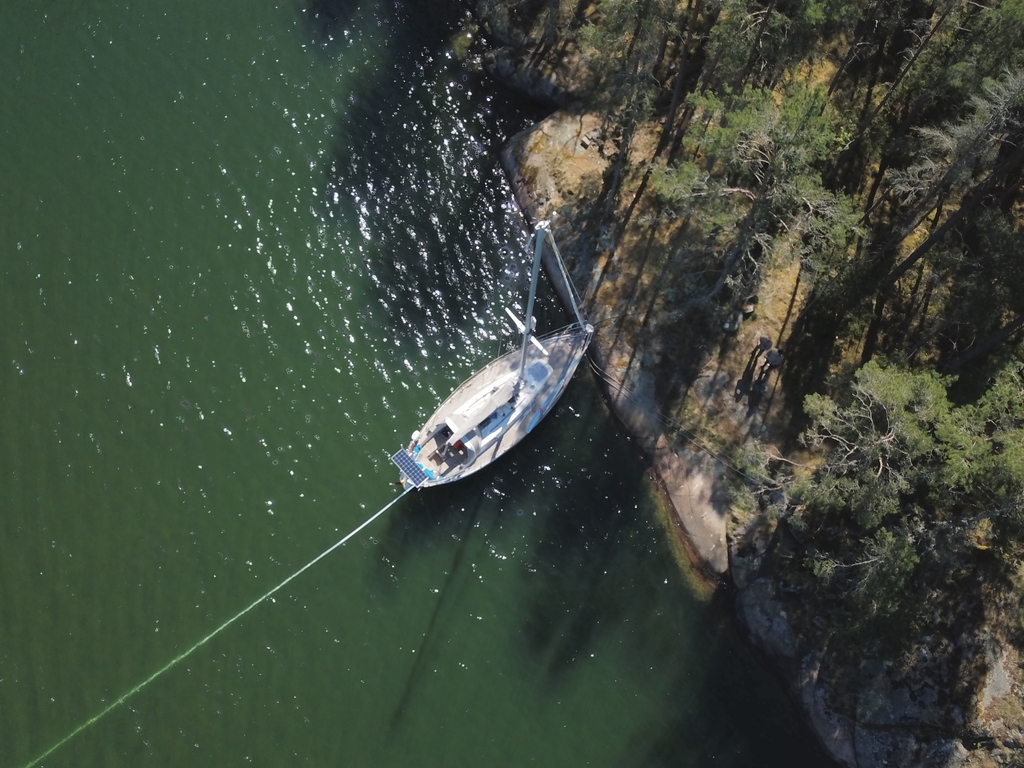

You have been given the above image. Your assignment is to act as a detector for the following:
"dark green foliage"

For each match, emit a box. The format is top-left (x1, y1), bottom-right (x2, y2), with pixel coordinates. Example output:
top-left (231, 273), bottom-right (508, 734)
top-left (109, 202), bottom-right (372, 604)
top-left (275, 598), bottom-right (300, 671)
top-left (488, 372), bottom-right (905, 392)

top-left (649, 81), bottom-right (860, 308)
top-left (792, 361), bottom-right (1024, 656)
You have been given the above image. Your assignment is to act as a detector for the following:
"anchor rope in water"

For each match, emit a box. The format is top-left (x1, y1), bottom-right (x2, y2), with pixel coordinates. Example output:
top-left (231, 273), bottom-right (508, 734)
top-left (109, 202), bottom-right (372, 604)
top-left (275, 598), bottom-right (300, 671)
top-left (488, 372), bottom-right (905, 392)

top-left (22, 488), bottom-right (412, 768)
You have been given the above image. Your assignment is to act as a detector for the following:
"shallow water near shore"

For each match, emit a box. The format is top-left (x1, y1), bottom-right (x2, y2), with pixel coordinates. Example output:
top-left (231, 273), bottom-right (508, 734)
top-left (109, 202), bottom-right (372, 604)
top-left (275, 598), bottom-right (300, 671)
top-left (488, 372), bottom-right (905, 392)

top-left (0, 2), bottom-right (832, 765)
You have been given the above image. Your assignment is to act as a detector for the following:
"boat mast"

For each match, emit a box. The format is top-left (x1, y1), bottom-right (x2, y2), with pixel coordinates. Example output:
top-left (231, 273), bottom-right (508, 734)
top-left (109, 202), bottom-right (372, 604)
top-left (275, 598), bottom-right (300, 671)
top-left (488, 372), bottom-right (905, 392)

top-left (512, 221), bottom-right (547, 401)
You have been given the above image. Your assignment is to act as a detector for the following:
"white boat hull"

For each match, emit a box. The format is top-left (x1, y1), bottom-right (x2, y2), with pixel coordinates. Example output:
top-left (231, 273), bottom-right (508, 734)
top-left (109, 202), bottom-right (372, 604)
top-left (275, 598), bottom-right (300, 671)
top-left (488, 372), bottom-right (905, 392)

top-left (392, 322), bottom-right (592, 489)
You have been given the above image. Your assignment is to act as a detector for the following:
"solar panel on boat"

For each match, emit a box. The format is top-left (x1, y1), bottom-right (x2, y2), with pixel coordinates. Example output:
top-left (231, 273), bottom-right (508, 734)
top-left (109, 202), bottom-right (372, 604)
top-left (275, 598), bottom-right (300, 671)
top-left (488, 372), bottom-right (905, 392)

top-left (391, 449), bottom-right (429, 487)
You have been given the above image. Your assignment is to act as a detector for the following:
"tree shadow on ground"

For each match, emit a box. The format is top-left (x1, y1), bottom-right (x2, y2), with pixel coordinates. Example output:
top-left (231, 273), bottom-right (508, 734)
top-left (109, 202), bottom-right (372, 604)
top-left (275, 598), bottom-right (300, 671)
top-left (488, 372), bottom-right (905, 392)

top-left (777, 280), bottom-right (862, 446)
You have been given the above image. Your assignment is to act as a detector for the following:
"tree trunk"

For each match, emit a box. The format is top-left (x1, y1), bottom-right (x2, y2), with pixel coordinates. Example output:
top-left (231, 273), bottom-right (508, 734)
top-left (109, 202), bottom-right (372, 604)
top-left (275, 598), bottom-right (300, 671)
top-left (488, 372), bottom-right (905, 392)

top-left (739, 0), bottom-right (778, 89)
top-left (854, 6), bottom-right (951, 147)
top-left (883, 140), bottom-right (1024, 287)
top-left (617, 0), bottom-right (704, 236)
top-left (943, 312), bottom-right (1024, 373)
top-left (827, 6), bottom-right (950, 186)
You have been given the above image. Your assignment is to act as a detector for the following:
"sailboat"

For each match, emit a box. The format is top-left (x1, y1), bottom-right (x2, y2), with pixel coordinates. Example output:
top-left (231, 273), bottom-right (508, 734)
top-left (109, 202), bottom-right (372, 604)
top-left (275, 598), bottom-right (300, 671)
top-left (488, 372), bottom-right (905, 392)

top-left (391, 221), bottom-right (593, 490)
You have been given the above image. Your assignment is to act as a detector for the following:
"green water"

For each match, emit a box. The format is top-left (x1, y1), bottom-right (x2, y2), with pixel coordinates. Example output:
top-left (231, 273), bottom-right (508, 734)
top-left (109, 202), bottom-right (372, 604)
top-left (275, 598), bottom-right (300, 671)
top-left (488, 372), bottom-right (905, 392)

top-left (0, 2), bottom-right (831, 766)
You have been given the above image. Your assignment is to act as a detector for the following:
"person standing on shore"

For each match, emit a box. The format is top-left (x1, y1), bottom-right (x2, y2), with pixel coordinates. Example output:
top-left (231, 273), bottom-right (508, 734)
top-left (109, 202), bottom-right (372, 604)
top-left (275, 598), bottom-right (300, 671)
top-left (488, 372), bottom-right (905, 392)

top-left (758, 347), bottom-right (783, 381)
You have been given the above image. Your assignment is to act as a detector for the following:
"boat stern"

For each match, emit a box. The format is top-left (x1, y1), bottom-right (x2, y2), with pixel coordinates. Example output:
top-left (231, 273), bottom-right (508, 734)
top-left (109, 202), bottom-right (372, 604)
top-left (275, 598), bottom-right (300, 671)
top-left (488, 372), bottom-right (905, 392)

top-left (391, 448), bottom-right (430, 489)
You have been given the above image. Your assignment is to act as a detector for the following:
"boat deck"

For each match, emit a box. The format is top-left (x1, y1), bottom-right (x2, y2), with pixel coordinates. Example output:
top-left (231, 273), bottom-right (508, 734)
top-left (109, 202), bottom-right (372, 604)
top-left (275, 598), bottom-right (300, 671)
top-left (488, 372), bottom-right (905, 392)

top-left (393, 324), bottom-right (591, 488)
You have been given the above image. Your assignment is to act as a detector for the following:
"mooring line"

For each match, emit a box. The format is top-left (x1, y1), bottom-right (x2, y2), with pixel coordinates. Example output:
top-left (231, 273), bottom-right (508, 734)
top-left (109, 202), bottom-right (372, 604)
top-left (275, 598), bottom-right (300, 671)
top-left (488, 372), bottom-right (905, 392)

top-left (22, 488), bottom-right (411, 768)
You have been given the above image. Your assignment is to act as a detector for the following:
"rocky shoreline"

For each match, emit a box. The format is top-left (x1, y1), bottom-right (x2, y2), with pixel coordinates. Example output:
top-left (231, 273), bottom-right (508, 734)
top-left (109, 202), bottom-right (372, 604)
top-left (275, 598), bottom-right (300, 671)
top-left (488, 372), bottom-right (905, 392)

top-left (467, 5), bottom-right (1021, 767)
top-left (500, 104), bottom-right (1008, 768)
top-left (499, 111), bottom-right (730, 576)
top-left (502, 106), bottom-right (863, 764)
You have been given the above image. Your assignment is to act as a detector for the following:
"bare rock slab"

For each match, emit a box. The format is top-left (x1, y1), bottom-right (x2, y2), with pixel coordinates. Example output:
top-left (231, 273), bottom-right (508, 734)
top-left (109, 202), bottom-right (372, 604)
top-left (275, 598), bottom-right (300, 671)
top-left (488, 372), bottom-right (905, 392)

top-left (652, 436), bottom-right (728, 574)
